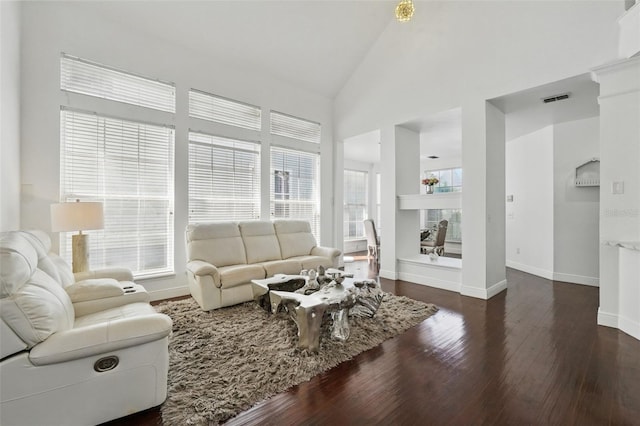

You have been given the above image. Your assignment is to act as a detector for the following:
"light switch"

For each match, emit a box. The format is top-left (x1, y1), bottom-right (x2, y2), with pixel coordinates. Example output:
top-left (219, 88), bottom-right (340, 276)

top-left (612, 181), bottom-right (624, 195)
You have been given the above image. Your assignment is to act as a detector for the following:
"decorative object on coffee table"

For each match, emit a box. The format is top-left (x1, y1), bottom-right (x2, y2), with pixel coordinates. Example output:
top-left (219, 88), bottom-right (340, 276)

top-left (251, 270), bottom-right (382, 352)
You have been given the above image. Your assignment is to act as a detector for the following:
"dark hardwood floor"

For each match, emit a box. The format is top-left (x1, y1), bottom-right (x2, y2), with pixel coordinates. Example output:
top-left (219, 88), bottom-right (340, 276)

top-left (105, 257), bottom-right (640, 425)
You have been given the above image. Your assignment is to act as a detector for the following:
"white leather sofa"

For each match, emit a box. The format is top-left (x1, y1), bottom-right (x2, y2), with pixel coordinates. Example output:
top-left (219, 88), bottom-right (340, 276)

top-left (186, 219), bottom-right (341, 311)
top-left (0, 230), bottom-right (173, 426)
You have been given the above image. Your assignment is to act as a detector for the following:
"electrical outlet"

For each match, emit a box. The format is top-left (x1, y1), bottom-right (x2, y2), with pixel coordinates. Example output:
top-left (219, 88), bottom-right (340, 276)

top-left (516, 248), bottom-right (520, 255)
top-left (612, 181), bottom-right (624, 194)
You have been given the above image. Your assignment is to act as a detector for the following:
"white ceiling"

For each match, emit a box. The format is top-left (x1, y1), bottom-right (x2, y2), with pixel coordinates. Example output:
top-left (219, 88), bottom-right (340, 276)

top-left (72, 0), bottom-right (395, 99)
top-left (343, 74), bottom-right (599, 164)
top-left (491, 73), bottom-right (600, 141)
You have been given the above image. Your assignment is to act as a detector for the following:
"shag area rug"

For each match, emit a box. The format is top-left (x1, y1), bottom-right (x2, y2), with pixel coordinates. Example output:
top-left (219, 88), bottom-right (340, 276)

top-left (155, 294), bottom-right (438, 425)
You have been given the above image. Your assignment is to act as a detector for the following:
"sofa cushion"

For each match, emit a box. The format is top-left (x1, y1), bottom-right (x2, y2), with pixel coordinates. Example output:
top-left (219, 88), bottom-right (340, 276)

top-left (259, 259), bottom-right (303, 277)
top-left (273, 219), bottom-right (317, 259)
top-left (239, 221), bottom-right (283, 264)
top-left (0, 232), bottom-right (38, 297)
top-left (1, 232), bottom-right (75, 348)
top-left (218, 264), bottom-right (265, 289)
top-left (187, 222), bottom-right (247, 267)
top-left (286, 255), bottom-right (333, 271)
top-left (20, 230), bottom-right (62, 285)
top-left (48, 253), bottom-right (76, 287)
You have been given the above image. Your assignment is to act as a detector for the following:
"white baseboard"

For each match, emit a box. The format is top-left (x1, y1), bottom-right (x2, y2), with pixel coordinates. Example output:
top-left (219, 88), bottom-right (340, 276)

top-left (598, 308), bottom-right (618, 328)
top-left (598, 309), bottom-right (640, 341)
top-left (552, 271), bottom-right (599, 287)
top-left (379, 269), bottom-right (398, 280)
top-left (506, 260), bottom-right (554, 280)
top-left (619, 315), bottom-right (640, 341)
top-left (507, 260), bottom-right (599, 287)
top-left (461, 279), bottom-right (507, 300)
top-left (397, 272), bottom-right (460, 293)
top-left (487, 279), bottom-right (508, 298)
top-left (148, 285), bottom-right (190, 302)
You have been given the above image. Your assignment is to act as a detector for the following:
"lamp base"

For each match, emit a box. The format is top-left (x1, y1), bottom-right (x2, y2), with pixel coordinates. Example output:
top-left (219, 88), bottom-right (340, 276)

top-left (72, 233), bottom-right (90, 273)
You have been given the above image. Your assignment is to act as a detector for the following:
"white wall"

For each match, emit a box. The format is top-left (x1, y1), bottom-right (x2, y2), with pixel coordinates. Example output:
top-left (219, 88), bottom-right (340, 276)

top-left (333, 0), bottom-right (621, 297)
top-left (592, 56), bottom-right (640, 340)
top-left (335, 1), bottom-right (621, 139)
top-left (1, 1), bottom-right (21, 231)
top-left (506, 126), bottom-right (555, 278)
top-left (19, 3), bottom-right (335, 299)
top-left (553, 117), bottom-right (600, 285)
top-left (506, 116), bottom-right (601, 286)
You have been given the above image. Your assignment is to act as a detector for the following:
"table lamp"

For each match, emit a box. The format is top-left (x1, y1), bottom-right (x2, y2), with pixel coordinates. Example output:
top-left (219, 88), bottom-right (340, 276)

top-left (51, 200), bottom-right (104, 273)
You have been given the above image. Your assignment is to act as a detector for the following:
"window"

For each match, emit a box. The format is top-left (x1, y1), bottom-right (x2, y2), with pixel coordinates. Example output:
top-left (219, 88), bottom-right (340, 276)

top-left (270, 146), bottom-right (320, 239)
top-left (424, 167), bottom-right (463, 193)
top-left (60, 108), bottom-right (175, 277)
top-left (270, 111), bottom-right (321, 144)
top-left (60, 53), bottom-right (175, 113)
top-left (188, 131), bottom-right (260, 222)
top-left (189, 89), bottom-right (261, 131)
top-left (343, 170), bottom-right (368, 240)
top-left (421, 209), bottom-right (462, 243)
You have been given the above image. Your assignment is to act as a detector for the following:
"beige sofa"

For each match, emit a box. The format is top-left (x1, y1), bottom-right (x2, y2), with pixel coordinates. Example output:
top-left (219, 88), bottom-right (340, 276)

top-left (186, 220), bottom-right (340, 311)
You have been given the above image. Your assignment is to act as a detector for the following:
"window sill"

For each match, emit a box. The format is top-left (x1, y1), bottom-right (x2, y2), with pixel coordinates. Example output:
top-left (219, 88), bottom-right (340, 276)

top-left (134, 271), bottom-right (176, 281)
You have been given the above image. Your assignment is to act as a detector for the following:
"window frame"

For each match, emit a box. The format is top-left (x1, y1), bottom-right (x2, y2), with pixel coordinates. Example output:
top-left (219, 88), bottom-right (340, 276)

top-left (59, 107), bottom-right (175, 278)
top-left (343, 169), bottom-right (368, 241)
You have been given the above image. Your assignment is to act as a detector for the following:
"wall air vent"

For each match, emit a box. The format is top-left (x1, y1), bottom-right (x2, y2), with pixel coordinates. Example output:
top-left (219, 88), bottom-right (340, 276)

top-left (542, 93), bottom-right (570, 103)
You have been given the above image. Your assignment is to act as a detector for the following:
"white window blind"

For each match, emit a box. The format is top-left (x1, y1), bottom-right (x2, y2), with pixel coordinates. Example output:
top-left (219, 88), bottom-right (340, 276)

top-left (189, 89), bottom-right (261, 131)
top-left (60, 108), bottom-right (175, 277)
top-left (188, 131), bottom-right (261, 223)
top-left (60, 53), bottom-right (176, 113)
top-left (343, 169), bottom-right (368, 240)
top-left (270, 146), bottom-right (320, 239)
top-left (270, 111), bottom-right (321, 144)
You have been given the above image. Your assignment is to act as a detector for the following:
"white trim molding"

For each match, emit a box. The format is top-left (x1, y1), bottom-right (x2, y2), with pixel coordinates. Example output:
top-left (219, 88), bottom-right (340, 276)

top-left (552, 272), bottom-right (599, 287)
top-left (619, 315), bottom-right (640, 341)
top-left (597, 308), bottom-right (619, 328)
top-left (506, 260), bottom-right (554, 280)
top-left (398, 272), bottom-right (461, 293)
top-left (461, 279), bottom-right (507, 300)
top-left (379, 269), bottom-right (399, 280)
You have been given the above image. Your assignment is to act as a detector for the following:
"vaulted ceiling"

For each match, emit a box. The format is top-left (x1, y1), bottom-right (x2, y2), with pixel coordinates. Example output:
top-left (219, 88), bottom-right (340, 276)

top-left (72, 1), bottom-right (396, 99)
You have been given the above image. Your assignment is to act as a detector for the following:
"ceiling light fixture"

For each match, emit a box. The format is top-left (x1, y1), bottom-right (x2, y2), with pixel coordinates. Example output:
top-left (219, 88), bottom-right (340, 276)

top-left (395, 0), bottom-right (415, 22)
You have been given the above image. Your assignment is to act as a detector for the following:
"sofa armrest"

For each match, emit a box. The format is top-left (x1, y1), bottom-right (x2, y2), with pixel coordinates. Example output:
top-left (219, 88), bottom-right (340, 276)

top-left (187, 260), bottom-right (221, 287)
top-left (311, 246), bottom-right (341, 264)
top-left (70, 282), bottom-right (151, 317)
top-left (29, 313), bottom-right (173, 365)
top-left (74, 268), bottom-right (134, 283)
top-left (66, 279), bottom-right (125, 302)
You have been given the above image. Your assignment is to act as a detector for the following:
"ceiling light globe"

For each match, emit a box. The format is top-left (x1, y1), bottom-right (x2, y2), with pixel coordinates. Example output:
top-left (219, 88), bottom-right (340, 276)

top-left (395, 0), bottom-right (415, 22)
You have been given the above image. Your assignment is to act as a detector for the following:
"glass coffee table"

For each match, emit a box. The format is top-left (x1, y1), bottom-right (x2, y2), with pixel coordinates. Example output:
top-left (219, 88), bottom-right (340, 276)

top-left (251, 271), bottom-right (382, 352)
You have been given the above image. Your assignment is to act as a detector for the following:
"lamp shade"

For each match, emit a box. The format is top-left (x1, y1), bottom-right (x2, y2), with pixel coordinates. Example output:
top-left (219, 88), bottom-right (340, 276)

top-left (51, 201), bottom-right (104, 232)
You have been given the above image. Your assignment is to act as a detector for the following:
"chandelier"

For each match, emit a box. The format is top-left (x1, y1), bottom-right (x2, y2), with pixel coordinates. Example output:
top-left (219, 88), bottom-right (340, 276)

top-left (395, 0), bottom-right (415, 22)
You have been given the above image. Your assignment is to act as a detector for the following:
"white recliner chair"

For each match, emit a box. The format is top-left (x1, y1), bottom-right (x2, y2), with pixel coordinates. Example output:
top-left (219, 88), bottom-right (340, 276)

top-left (0, 230), bottom-right (173, 426)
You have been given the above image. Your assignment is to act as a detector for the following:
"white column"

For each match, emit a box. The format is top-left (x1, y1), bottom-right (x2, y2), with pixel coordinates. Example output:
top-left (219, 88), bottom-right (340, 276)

top-left (592, 56), bottom-right (640, 340)
top-left (379, 125), bottom-right (420, 279)
top-left (461, 99), bottom-right (507, 299)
